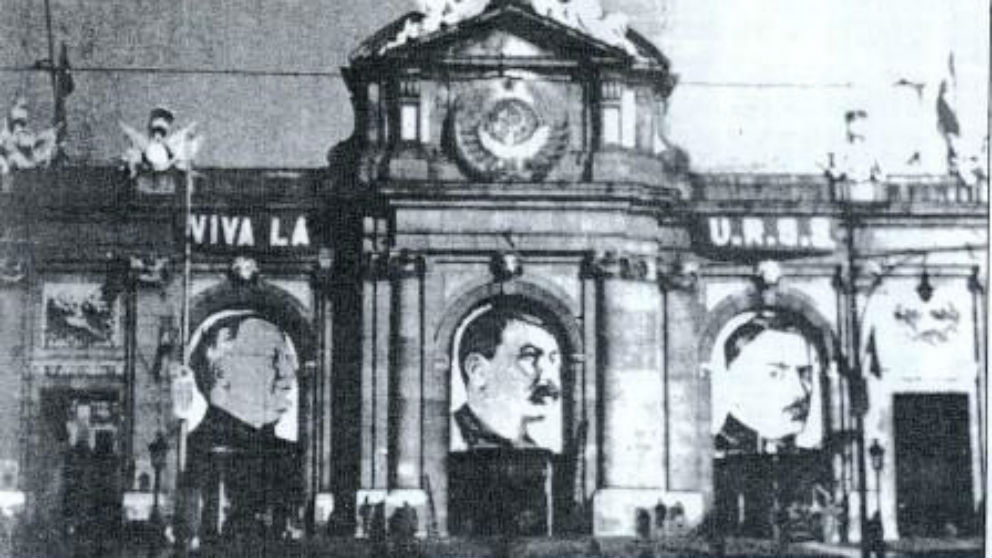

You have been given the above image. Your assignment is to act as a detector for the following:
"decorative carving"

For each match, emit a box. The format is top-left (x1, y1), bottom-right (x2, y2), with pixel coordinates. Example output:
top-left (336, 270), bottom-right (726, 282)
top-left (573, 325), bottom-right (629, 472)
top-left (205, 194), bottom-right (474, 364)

top-left (0, 97), bottom-right (60, 174)
top-left (490, 252), bottom-right (523, 282)
top-left (753, 260), bottom-right (783, 290)
top-left (388, 250), bottom-right (425, 279)
top-left (824, 110), bottom-right (883, 201)
top-left (380, 0), bottom-right (640, 57)
top-left (659, 259), bottom-right (699, 291)
top-left (0, 257), bottom-right (26, 285)
top-left (129, 255), bottom-right (171, 286)
top-left (120, 107), bottom-right (202, 178)
top-left (229, 256), bottom-right (260, 284)
top-left (452, 78), bottom-right (569, 182)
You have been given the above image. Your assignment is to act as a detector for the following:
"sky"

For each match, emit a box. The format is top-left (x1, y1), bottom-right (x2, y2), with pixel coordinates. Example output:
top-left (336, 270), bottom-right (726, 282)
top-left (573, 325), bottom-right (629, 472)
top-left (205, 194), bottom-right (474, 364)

top-left (1, 0), bottom-right (987, 172)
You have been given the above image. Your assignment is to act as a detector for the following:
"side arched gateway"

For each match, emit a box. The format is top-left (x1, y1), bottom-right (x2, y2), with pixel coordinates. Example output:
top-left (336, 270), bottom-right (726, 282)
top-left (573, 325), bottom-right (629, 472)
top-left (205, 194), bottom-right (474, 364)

top-left (700, 289), bottom-right (840, 540)
top-left (183, 279), bottom-right (315, 544)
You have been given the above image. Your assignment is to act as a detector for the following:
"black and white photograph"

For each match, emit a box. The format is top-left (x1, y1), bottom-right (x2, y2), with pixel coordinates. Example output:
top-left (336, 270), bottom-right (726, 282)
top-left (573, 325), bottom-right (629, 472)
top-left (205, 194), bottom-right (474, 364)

top-left (0, 0), bottom-right (987, 556)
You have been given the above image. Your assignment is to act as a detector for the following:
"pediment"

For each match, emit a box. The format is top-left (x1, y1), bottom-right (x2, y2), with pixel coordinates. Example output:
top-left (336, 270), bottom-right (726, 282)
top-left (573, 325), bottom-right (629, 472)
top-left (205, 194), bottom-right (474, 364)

top-left (350, 3), bottom-right (667, 69)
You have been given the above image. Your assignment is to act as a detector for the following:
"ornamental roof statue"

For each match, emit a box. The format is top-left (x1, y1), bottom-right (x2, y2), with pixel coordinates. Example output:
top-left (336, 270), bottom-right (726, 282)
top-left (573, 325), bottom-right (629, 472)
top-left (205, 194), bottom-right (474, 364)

top-left (824, 109), bottom-right (884, 186)
top-left (0, 97), bottom-right (61, 174)
top-left (120, 106), bottom-right (202, 178)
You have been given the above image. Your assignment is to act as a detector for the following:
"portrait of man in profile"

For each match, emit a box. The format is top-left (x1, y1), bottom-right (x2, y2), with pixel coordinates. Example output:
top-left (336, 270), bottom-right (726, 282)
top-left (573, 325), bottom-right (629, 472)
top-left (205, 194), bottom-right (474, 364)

top-left (182, 310), bottom-right (302, 542)
top-left (712, 312), bottom-right (820, 453)
top-left (450, 305), bottom-right (562, 452)
top-left (186, 310), bottom-right (299, 447)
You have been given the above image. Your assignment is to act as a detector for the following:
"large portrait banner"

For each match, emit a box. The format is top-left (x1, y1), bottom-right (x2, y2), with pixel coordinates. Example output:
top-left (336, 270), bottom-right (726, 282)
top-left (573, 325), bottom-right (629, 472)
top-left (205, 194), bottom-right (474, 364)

top-left (185, 309), bottom-right (299, 445)
top-left (708, 310), bottom-right (825, 454)
top-left (450, 303), bottom-right (563, 453)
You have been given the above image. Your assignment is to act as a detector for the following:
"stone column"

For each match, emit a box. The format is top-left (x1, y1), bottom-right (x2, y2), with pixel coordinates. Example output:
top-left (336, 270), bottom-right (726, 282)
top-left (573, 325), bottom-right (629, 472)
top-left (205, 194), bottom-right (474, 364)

top-left (598, 254), bottom-right (664, 487)
top-left (387, 252), bottom-right (428, 527)
top-left (590, 252), bottom-right (668, 536)
top-left (660, 283), bottom-right (705, 493)
top-left (310, 254), bottom-right (336, 527)
top-left (358, 252), bottom-right (391, 526)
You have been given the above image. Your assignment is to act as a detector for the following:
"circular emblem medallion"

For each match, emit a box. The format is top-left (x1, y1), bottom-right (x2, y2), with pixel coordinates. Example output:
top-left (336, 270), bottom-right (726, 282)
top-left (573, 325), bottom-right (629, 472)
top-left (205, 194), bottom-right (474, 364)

top-left (483, 99), bottom-right (540, 146)
top-left (452, 79), bottom-right (569, 181)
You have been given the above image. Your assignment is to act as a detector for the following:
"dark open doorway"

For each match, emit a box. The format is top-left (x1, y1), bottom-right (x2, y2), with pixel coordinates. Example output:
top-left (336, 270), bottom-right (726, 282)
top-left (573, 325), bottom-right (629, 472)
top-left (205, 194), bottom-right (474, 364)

top-left (894, 393), bottom-right (974, 537)
top-left (448, 449), bottom-right (553, 536)
top-left (32, 388), bottom-right (123, 556)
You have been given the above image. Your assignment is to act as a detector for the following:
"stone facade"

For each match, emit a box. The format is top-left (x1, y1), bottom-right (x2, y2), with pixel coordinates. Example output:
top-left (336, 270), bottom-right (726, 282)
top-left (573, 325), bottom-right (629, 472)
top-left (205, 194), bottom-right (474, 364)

top-left (0, 0), bottom-right (986, 550)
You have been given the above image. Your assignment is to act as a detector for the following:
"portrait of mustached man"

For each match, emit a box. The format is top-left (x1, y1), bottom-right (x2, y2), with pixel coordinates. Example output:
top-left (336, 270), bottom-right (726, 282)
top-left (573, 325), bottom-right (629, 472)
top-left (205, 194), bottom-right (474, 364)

top-left (451, 305), bottom-right (562, 452)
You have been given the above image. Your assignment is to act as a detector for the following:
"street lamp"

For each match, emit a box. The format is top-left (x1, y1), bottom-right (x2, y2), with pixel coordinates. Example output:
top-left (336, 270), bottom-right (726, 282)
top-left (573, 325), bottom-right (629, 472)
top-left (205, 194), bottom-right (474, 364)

top-left (869, 439), bottom-right (885, 513)
top-left (148, 431), bottom-right (168, 523)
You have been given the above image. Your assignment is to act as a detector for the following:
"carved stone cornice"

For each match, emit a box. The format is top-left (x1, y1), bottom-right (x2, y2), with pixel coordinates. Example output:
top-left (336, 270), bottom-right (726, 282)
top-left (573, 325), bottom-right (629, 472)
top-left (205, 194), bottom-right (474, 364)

top-left (388, 250), bottom-right (425, 280)
top-left (657, 259), bottom-right (699, 292)
top-left (363, 250), bottom-right (425, 281)
top-left (582, 250), bottom-right (656, 282)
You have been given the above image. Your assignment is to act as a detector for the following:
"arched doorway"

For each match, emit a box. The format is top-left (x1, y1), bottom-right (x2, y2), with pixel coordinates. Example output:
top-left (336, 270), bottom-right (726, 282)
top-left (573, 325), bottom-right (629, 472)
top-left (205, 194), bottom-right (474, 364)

top-left (183, 282), bottom-right (314, 546)
top-left (445, 294), bottom-right (577, 536)
top-left (704, 307), bottom-right (833, 541)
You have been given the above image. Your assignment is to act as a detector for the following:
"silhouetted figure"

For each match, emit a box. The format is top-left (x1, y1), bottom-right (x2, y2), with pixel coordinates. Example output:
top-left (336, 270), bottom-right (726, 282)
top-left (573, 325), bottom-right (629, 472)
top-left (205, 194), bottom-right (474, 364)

top-left (866, 512), bottom-right (885, 558)
top-left (370, 503), bottom-right (386, 540)
top-left (654, 500), bottom-right (667, 534)
top-left (635, 508), bottom-right (651, 540)
top-left (389, 502), bottom-right (419, 557)
top-left (670, 501), bottom-right (685, 529)
top-left (358, 496), bottom-right (372, 538)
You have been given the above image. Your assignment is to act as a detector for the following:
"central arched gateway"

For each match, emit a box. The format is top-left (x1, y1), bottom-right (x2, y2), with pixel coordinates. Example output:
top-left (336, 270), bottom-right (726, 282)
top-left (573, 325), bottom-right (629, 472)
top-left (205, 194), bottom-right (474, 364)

top-left (446, 295), bottom-right (572, 535)
top-left (433, 283), bottom-right (585, 537)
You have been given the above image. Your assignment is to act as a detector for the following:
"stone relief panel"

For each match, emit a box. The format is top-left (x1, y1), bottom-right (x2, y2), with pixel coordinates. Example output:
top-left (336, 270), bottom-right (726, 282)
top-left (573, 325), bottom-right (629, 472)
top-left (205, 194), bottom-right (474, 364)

top-left (42, 282), bottom-right (121, 350)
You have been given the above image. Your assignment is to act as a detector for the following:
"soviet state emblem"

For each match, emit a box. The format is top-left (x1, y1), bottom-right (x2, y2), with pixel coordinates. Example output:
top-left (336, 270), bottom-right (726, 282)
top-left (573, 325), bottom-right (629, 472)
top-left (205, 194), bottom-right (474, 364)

top-left (452, 77), bottom-right (569, 181)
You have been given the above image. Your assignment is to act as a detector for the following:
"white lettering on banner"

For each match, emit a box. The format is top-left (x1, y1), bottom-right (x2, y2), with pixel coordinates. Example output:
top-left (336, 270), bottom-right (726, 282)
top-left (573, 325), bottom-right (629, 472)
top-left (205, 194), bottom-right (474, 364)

top-left (270, 217), bottom-right (289, 247)
top-left (238, 218), bottom-right (255, 246)
top-left (705, 216), bottom-right (836, 252)
top-left (742, 217), bottom-right (764, 247)
top-left (709, 217), bottom-right (732, 246)
top-left (189, 215), bottom-right (207, 244)
top-left (221, 216), bottom-right (240, 245)
top-left (186, 214), bottom-right (309, 250)
top-left (778, 218), bottom-right (798, 247)
top-left (290, 216), bottom-right (310, 246)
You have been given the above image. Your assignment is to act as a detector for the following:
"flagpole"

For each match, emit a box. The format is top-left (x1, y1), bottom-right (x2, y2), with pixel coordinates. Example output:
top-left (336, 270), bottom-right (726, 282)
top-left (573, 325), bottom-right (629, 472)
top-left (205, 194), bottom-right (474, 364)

top-left (41, 0), bottom-right (57, 121)
top-left (843, 205), bottom-right (870, 558)
top-left (175, 162), bottom-right (193, 558)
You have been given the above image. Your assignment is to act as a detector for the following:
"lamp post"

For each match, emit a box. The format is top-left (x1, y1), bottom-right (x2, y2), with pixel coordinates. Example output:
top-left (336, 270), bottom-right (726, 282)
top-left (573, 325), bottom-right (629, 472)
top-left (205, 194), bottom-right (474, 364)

top-left (838, 209), bottom-right (872, 558)
top-left (148, 431), bottom-right (168, 524)
top-left (837, 218), bottom-right (946, 558)
top-left (869, 440), bottom-right (884, 514)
